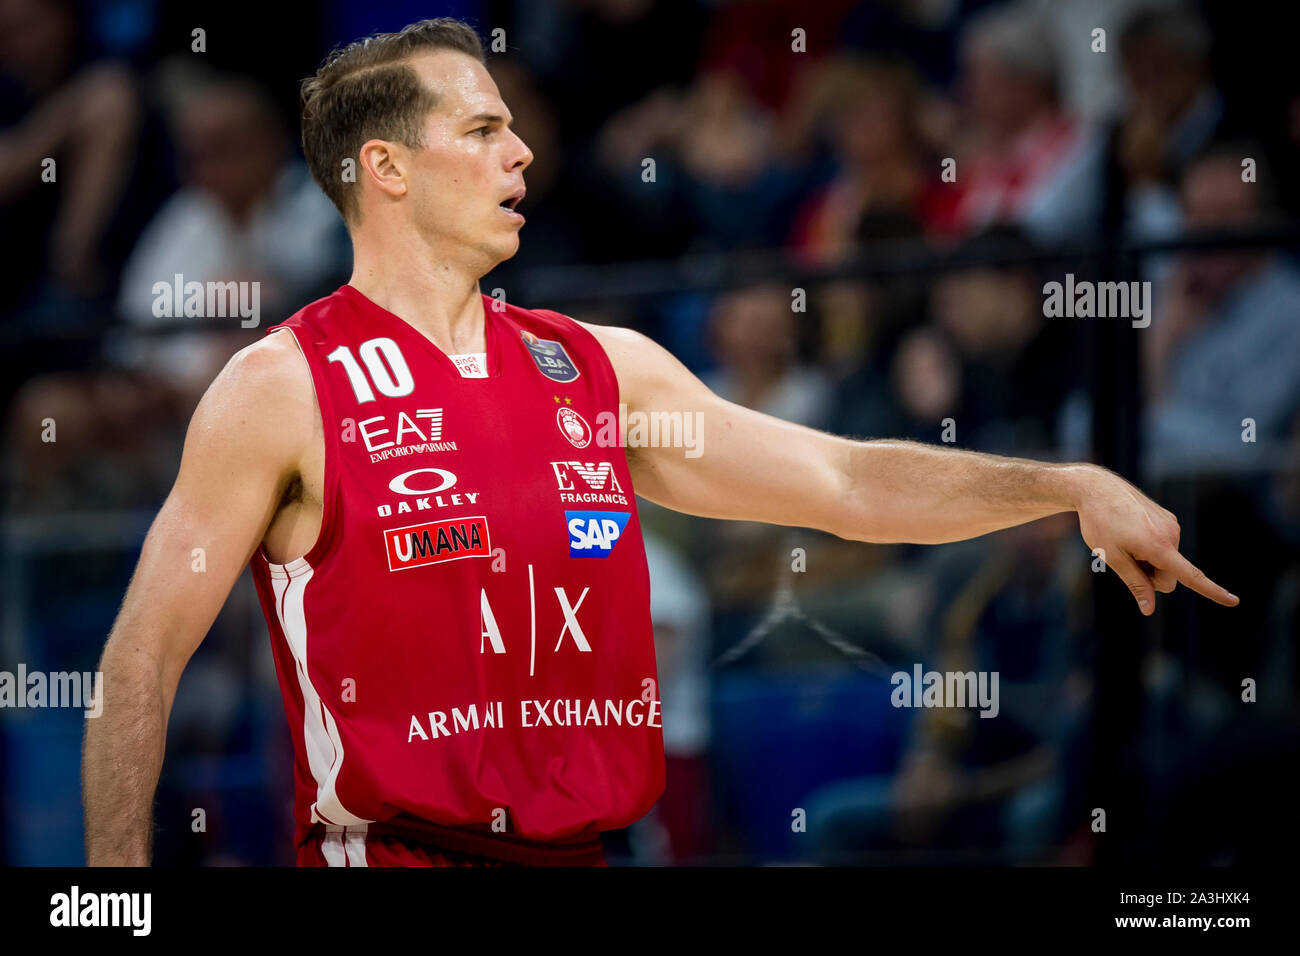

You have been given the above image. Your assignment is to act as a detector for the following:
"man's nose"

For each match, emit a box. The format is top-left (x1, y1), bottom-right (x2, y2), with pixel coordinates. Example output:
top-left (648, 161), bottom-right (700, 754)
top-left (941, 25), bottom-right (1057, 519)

top-left (507, 130), bottom-right (533, 170)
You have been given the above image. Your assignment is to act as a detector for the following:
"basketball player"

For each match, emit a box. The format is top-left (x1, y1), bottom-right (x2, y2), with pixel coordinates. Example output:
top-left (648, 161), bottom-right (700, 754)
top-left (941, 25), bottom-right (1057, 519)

top-left (82, 18), bottom-right (1237, 867)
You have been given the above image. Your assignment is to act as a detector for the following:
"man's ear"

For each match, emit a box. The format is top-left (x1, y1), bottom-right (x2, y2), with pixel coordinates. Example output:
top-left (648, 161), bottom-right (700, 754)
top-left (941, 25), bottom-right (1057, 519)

top-left (357, 138), bottom-right (409, 203)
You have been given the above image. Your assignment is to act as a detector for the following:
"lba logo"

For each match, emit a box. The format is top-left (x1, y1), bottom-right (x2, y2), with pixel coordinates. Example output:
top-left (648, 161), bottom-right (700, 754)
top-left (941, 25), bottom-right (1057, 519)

top-left (522, 329), bottom-right (580, 382)
top-left (566, 511), bottom-right (631, 558)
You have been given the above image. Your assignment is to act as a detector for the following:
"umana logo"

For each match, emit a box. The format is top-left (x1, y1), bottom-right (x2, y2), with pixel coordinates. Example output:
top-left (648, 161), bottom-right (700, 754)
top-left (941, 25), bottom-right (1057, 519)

top-left (384, 516), bottom-right (491, 571)
top-left (566, 510), bottom-right (631, 558)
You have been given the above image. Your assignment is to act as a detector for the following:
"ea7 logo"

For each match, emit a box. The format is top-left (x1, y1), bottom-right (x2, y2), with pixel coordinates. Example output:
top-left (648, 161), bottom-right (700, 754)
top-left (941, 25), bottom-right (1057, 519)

top-left (358, 408), bottom-right (447, 451)
top-left (566, 510), bottom-right (631, 558)
top-left (385, 516), bottom-right (491, 570)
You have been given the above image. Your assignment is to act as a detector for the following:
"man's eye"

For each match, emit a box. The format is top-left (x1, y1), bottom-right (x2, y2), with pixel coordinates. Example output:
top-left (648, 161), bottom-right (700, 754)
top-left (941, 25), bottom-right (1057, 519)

top-left (472, 126), bottom-right (492, 137)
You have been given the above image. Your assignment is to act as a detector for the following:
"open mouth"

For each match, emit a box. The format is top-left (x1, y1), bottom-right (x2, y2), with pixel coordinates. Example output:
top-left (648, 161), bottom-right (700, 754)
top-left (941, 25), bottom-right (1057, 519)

top-left (498, 189), bottom-right (525, 214)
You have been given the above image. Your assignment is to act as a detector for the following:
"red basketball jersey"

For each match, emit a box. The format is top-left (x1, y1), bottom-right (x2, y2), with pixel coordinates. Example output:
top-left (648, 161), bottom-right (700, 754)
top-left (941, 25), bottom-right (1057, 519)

top-left (248, 284), bottom-right (664, 849)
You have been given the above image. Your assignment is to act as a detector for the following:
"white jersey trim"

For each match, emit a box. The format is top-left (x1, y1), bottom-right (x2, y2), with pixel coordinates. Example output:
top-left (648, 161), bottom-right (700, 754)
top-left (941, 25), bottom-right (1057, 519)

top-left (321, 824), bottom-right (370, 867)
top-left (268, 557), bottom-right (370, 828)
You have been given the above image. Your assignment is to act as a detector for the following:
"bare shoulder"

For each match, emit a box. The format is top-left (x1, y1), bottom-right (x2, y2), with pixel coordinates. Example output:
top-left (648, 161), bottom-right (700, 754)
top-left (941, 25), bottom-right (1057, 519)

top-left (199, 329), bottom-right (312, 418)
top-left (573, 320), bottom-right (688, 396)
top-left (573, 320), bottom-right (645, 364)
top-left (184, 328), bottom-right (315, 473)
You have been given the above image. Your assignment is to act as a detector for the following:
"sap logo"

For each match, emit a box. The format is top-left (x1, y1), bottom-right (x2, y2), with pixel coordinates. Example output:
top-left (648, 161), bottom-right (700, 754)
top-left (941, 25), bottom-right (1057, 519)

top-left (384, 516), bottom-right (491, 571)
top-left (566, 510), bottom-right (631, 558)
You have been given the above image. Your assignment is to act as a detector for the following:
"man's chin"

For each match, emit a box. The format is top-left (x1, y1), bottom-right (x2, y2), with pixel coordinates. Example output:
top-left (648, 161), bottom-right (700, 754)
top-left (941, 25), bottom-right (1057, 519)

top-left (493, 235), bottom-right (522, 265)
top-left (474, 238), bottom-right (521, 280)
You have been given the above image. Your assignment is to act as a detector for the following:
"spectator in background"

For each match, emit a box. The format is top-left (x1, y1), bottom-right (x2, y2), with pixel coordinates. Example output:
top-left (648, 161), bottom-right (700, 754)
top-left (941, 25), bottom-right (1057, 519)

top-left (592, 64), bottom-right (806, 256)
top-left (0, 0), bottom-right (171, 322)
top-left (696, 282), bottom-right (832, 628)
top-left (629, 531), bottom-right (714, 865)
top-left (112, 68), bottom-right (348, 401)
top-left (702, 282), bottom-right (831, 428)
top-left (1102, 4), bottom-right (1231, 239)
top-left (1143, 144), bottom-right (1300, 475)
top-left (805, 513), bottom-right (1086, 865)
top-left (1024, 0), bottom-right (1155, 124)
top-left (5, 69), bottom-right (347, 513)
top-left (814, 276), bottom-right (918, 389)
top-left (942, 1), bottom-right (1105, 241)
top-left (788, 56), bottom-right (954, 264)
top-left (927, 229), bottom-right (1076, 454)
top-left (884, 323), bottom-right (964, 442)
top-left (672, 69), bottom-right (809, 251)
top-left (830, 228), bottom-right (1076, 454)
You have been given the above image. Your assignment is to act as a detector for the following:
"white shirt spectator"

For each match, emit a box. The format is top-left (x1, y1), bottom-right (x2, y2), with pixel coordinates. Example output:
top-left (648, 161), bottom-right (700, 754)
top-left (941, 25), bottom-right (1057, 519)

top-left (112, 163), bottom-right (345, 387)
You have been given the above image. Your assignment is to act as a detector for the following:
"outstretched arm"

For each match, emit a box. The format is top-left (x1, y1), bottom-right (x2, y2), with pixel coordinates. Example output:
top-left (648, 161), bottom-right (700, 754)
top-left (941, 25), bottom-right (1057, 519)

top-left (583, 322), bottom-right (1238, 617)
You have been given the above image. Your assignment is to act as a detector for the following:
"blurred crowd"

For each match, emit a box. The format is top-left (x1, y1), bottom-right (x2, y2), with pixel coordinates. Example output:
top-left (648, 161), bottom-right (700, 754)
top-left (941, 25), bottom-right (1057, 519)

top-left (2, 0), bottom-right (1298, 866)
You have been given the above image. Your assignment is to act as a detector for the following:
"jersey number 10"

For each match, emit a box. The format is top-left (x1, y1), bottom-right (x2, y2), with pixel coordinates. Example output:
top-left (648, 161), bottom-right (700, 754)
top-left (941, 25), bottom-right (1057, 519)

top-left (327, 338), bottom-right (415, 404)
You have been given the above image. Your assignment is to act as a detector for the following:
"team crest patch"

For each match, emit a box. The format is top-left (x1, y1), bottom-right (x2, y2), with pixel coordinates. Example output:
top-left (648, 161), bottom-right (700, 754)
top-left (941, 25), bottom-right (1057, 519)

top-left (557, 407), bottom-right (593, 448)
top-left (521, 329), bottom-right (580, 383)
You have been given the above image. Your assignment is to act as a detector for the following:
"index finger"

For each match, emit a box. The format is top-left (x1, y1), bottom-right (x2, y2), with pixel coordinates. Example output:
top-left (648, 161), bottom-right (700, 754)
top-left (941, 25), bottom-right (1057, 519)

top-left (1160, 548), bottom-right (1240, 607)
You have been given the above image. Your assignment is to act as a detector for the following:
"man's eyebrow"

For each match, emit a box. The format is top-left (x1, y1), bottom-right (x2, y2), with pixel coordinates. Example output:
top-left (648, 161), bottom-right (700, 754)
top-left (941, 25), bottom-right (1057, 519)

top-left (467, 113), bottom-right (512, 125)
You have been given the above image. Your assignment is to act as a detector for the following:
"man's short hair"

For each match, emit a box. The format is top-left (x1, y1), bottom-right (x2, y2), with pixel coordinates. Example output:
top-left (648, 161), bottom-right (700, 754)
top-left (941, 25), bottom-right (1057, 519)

top-left (301, 17), bottom-right (486, 224)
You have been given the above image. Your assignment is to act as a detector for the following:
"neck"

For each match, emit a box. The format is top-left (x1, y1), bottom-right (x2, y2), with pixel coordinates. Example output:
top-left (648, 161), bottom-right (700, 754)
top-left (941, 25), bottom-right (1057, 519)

top-left (348, 222), bottom-right (490, 353)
